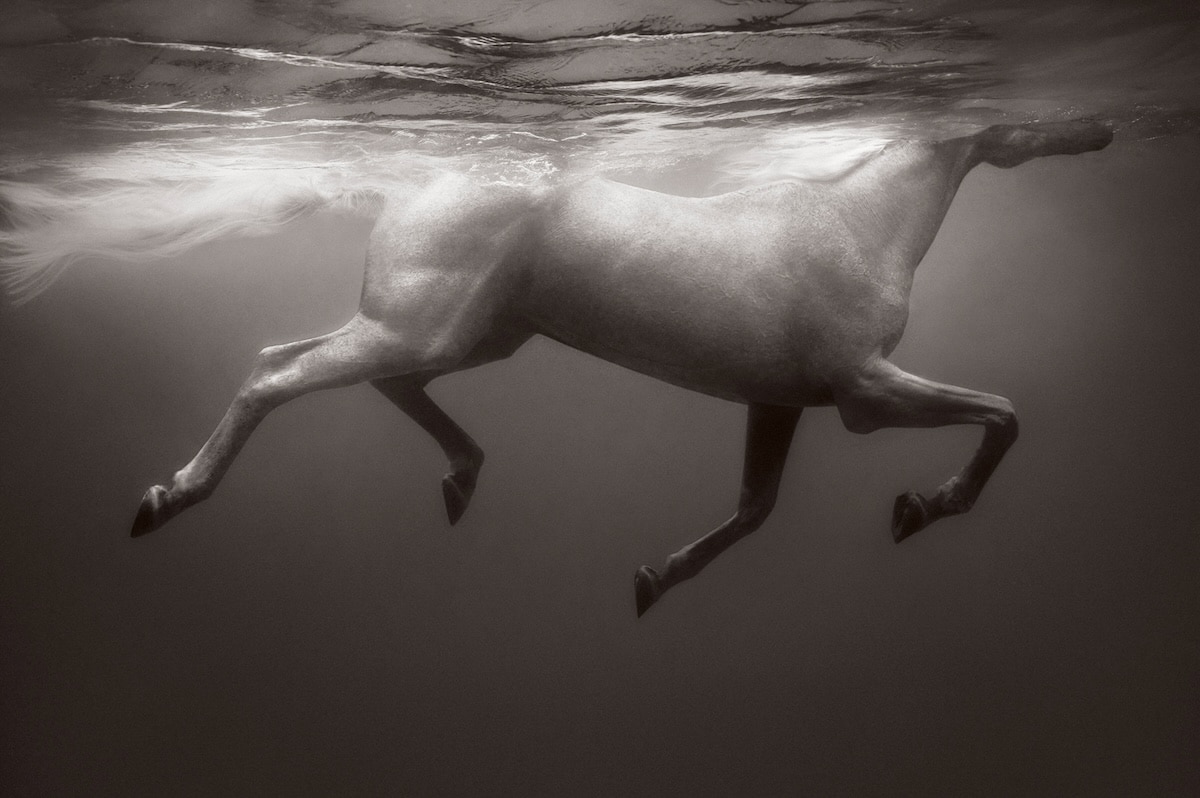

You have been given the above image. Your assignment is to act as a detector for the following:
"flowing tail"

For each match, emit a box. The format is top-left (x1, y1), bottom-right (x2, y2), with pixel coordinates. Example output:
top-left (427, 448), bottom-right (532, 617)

top-left (0, 169), bottom-right (389, 303)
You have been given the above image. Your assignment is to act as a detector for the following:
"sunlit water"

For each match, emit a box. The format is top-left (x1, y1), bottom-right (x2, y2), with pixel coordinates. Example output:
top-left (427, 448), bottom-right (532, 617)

top-left (2, 0), bottom-right (1199, 297)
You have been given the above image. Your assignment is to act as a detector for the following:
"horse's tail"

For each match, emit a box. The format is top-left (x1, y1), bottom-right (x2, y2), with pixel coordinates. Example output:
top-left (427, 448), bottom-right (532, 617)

top-left (0, 170), bottom-right (389, 303)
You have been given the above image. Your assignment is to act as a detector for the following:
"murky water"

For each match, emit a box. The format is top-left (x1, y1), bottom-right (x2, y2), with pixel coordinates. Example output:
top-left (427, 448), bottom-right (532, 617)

top-left (1, 2), bottom-right (1197, 795)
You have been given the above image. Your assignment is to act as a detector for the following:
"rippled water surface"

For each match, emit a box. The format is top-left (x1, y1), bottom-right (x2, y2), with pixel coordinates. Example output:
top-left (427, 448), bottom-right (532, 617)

top-left (3, 0), bottom-right (1198, 295)
top-left (4, 0), bottom-right (1199, 179)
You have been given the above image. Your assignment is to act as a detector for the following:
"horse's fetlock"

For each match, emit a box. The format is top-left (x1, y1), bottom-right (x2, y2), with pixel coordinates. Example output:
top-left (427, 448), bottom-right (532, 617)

top-left (937, 478), bottom-right (974, 514)
top-left (665, 552), bottom-right (696, 582)
top-left (947, 496), bottom-right (974, 515)
top-left (945, 492), bottom-right (974, 514)
top-left (171, 470), bottom-right (212, 503)
top-left (462, 442), bottom-right (485, 471)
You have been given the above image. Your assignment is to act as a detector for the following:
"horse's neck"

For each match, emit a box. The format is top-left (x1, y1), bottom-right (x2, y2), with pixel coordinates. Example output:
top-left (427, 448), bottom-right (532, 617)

top-left (838, 139), bottom-right (976, 277)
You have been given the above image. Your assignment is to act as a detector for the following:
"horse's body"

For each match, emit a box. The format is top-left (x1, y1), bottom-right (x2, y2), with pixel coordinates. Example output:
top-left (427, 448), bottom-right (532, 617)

top-left (527, 180), bottom-right (886, 405)
top-left (130, 120), bottom-right (1113, 616)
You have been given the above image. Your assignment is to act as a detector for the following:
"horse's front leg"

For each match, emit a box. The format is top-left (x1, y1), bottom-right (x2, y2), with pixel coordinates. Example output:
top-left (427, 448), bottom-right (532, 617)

top-left (635, 403), bottom-right (802, 617)
top-left (834, 357), bottom-right (1020, 543)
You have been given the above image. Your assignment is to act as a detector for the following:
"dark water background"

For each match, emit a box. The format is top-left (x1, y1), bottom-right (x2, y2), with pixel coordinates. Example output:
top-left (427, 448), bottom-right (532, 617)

top-left (1, 1), bottom-right (1198, 795)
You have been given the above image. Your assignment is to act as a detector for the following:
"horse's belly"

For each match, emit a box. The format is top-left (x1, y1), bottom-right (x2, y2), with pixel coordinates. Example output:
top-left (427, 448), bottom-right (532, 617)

top-left (519, 262), bottom-right (842, 405)
top-left (556, 333), bottom-right (837, 406)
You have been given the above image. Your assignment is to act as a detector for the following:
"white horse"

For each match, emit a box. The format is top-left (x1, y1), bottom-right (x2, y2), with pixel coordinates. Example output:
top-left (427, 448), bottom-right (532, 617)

top-left (123, 120), bottom-right (1112, 616)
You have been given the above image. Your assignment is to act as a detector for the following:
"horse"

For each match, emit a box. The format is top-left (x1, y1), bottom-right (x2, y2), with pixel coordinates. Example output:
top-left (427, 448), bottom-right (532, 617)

top-left (122, 119), bottom-right (1113, 617)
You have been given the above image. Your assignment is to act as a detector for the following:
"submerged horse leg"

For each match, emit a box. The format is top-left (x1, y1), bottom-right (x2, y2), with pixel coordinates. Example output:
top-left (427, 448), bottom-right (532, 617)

top-left (635, 404), bottom-right (802, 617)
top-left (372, 377), bottom-right (484, 525)
top-left (130, 295), bottom-right (502, 535)
top-left (371, 330), bottom-right (531, 525)
top-left (131, 315), bottom-right (423, 536)
top-left (835, 358), bottom-right (1019, 543)
top-left (131, 176), bottom-right (529, 537)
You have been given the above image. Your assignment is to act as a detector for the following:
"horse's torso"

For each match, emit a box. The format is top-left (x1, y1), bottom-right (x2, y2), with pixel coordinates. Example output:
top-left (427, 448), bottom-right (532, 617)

top-left (362, 140), bottom-right (968, 405)
top-left (514, 176), bottom-right (922, 403)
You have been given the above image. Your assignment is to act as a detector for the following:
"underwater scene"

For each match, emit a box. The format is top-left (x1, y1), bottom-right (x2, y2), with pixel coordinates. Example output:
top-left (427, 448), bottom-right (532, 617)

top-left (1, 1), bottom-right (1198, 794)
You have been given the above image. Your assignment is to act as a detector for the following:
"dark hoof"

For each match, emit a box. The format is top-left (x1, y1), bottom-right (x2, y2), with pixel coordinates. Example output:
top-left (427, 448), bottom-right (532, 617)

top-left (441, 473), bottom-right (471, 526)
top-left (131, 485), bottom-right (171, 538)
top-left (892, 491), bottom-right (930, 544)
top-left (635, 566), bottom-right (662, 618)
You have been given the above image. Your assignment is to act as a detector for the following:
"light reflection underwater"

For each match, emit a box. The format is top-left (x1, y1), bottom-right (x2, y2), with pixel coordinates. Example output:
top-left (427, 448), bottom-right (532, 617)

top-left (2, 1), bottom-right (1197, 298)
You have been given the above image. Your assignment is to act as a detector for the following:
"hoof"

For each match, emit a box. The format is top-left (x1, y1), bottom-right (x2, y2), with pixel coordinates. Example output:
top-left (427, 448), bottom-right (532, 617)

top-left (892, 491), bottom-right (930, 544)
top-left (635, 566), bottom-right (662, 618)
top-left (441, 473), bottom-right (472, 526)
top-left (131, 485), bottom-right (171, 538)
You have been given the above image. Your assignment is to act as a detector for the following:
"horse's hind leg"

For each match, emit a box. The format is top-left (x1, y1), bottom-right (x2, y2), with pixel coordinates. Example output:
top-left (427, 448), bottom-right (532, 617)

top-left (635, 403), bottom-right (802, 617)
top-left (130, 315), bottom-right (420, 535)
top-left (131, 177), bottom-right (530, 537)
top-left (371, 329), bottom-right (531, 525)
top-left (129, 297), bottom-right (501, 537)
top-left (834, 357), bottom-right (1019, 543)
top-left (372, 377), bottom-right (483, 525)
